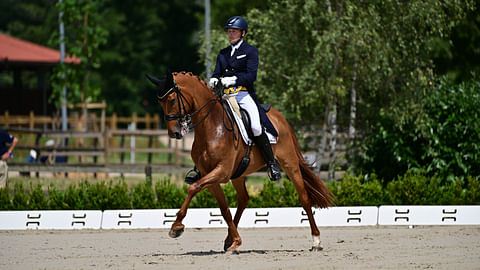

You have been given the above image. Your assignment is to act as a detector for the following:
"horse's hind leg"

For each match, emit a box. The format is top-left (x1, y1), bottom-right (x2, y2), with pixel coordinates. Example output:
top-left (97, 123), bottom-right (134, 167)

top-left (277, 159), bottom-right (322, 251)
top-left (224, 177), bottom-right (249, 251)
top-left (208, 184), bottom-right (242, 254)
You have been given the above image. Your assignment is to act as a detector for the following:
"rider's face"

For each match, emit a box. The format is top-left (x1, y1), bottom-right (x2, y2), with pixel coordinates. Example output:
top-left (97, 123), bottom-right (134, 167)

top-left (227, 28), bottom-right (243, 45)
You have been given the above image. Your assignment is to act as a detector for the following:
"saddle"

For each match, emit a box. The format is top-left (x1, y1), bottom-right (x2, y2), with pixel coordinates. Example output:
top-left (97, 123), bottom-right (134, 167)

top-left (222, 101), bottom-right (272, 179)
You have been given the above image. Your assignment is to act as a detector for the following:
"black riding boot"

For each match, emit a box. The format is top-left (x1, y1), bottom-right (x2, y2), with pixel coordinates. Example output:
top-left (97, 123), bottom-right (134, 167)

top-left (253, 131), bottom-right (282, 181)
top-left (185, 166), bottom-right (201, 184)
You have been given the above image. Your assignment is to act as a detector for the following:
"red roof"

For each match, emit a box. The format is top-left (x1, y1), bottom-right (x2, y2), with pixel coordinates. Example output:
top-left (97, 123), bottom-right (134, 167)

top-left (0, 33), bottom-right (80, 64)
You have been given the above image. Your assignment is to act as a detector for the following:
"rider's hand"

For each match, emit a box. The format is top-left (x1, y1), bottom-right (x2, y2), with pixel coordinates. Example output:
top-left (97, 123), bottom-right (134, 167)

top-left (208, 78), bottom-right (219, 88)
top-left (221, 76), bottom-right (237, 88)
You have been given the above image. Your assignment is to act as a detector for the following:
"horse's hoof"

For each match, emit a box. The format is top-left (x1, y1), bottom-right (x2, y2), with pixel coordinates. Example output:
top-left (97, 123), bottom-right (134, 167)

top-left (225, 248), bottom-right (240, 255)
top-left (224, 241), bottom-right (233, 251)
top-left (310, 246), bottom-right (323, 252)
top-left (168, 227), bottom-right (184, 238)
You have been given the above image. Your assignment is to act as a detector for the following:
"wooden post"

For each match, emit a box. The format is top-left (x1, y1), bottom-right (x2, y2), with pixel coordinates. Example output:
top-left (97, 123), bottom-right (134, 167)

top-left (29, 111), bottom-right (35, 144)
top-left (104, 128), bottom-right (110, 177)
top-left (147, 135), bottom-right (153, 164)
top-left (35, 132), bottom-right (41, 178)
top-left (132, 112), bottom-right (138, 128)
top-left (4, 111), bottom-right (9, 127)
top-left (153, 113), bottom-right (160, 129)
top-left (100, 100), bottom-right (106, 132)
top-left (120, 134), bottom-right (125, 178)
top-left (110, 113), bottom-right (117, 148)
top-left (175, 139), bottom-right (179, 167)
top-left (145, 113), bottom-right (151, 129)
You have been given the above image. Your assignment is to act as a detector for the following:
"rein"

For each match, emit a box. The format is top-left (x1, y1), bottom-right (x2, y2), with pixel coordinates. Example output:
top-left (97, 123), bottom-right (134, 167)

top-left (160, 79), bottom-right (235, 136)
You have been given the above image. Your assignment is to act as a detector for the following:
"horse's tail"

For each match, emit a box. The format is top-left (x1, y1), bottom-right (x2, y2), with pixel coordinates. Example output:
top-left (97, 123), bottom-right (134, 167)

top-left (289, 127), bottom-right (335, 208)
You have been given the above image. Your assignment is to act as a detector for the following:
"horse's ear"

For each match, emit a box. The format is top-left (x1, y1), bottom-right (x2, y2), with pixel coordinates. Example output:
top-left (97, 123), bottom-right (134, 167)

top-left (166, 70), bottom-right (173, 85)
top-left (145, 73), bottom-right (162, 86)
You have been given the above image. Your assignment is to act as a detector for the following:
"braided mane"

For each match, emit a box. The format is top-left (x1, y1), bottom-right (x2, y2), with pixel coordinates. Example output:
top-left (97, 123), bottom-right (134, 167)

top-left (172, 71), bottom-right (209, 89)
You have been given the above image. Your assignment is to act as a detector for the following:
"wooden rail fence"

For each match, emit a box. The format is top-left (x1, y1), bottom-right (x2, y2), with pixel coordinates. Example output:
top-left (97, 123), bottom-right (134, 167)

top-left (1, 127), bottom-right (191, 177)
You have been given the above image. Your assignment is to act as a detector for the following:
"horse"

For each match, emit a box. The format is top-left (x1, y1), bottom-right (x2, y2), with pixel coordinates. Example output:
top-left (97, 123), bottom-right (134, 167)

top-left (146, 71), bottom-right (334, 254)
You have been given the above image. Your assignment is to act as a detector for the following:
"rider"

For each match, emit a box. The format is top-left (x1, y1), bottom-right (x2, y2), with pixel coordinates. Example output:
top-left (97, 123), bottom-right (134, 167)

top-left (185, 15), bottom-right (282, 184)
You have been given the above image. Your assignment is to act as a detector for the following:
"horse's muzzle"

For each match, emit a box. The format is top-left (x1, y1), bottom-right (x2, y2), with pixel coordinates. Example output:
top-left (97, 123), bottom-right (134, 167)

top-left (173, 131), bottom-right (183, 139)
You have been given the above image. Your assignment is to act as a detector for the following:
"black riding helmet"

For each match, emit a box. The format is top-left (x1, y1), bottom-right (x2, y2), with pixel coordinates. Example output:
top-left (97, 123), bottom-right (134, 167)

top-left (224, 16), bottom-right (248, 33)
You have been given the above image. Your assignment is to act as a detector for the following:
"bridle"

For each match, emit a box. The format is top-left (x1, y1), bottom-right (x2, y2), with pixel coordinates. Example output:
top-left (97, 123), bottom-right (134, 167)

top-left (158, 79), bottom-right (218, 134)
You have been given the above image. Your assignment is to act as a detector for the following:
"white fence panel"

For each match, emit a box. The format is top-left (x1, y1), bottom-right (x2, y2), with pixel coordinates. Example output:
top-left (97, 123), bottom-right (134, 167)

top-left (0, 211), bottom-right (102, 230)
top-left (314, 206), bottom-right (379, 226)
top-left (101, 209), bottom-right (177, 229)
top-left (378, 205), bottom-right (480, 225)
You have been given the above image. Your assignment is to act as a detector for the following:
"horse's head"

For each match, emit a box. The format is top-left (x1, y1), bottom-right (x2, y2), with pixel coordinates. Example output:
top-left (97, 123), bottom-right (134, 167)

top-left (146, 71), bottom-right (213, 139)
top-left (145, 72), bottom-right (188, 139)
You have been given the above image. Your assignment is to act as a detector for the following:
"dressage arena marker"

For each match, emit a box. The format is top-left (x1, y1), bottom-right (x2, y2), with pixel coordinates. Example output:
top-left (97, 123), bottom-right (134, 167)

top-left (1, 206), bottom-right (479, 230)
top-left (0, 210), bottom-right (102, 230)
top-left (378, 205), bottom-right (480, 225)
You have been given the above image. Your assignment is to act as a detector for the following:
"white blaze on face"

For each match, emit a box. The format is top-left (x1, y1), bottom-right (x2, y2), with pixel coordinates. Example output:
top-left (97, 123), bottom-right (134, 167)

top-left (215, 125), bottom-right (224, 138)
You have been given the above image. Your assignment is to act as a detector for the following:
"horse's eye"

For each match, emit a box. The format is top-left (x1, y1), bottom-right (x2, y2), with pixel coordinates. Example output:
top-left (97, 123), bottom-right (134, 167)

top-left (169, 98), bottom-right (176, 107)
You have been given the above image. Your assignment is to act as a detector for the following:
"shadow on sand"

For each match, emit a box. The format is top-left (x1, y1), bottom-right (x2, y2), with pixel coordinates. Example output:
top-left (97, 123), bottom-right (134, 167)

top-left (152, 249), bottom-right (306, 257)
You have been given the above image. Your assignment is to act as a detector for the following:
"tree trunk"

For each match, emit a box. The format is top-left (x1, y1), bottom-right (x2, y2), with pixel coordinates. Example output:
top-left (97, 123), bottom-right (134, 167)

top-left (348, 61), bottom-right (357, 172)
top-left (315, 104), bottom-right (330, 175)
top-left (328, 99), bottom-right (337, 181)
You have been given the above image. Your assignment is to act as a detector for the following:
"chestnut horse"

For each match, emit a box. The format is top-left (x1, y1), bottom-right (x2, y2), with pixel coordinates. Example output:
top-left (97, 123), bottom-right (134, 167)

top-left (146, 71), bottom-right (334, 253)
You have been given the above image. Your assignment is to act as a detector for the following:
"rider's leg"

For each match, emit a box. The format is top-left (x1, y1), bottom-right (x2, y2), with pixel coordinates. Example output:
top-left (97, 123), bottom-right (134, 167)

top-left (235, 92), bottom-right (282, 181)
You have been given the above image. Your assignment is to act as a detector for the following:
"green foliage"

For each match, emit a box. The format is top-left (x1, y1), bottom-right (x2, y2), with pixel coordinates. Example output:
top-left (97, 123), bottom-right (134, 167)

top-left (245, 0), bottom-right (473, 133)
top-left (1, 172), bottom-right (478, 210)
top-left (155, 179), bottom-right (186, 209)
top-left (330, 174), bottom-right (385, 206)
top-left (12, 182), bottom-right (29, 210)
top-left (48, 184), bottom-right (68, 210)
top-left (0, 187), bottom-right (12, 210)
top-left (356, 76), bottom-right (480, 182)
top-left (132, 180), bottom-right (156, 209)
top-left (50, 0), bottom-right (108, 107)
top-left (109, 180), bottom-right (131, 209)
top-left (464, 176), bottom-right (480, 205)
top-left (28, 183), bottom-right (48, 210)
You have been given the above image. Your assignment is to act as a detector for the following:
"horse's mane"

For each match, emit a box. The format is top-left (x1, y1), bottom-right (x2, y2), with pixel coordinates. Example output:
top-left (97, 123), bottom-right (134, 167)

top-left (172, 71), bottom-right (209, 90)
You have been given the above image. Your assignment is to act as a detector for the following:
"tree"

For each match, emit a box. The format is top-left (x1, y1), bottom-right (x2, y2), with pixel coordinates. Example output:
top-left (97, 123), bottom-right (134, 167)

top-left (243, 0), bottom-right (473, 179)
top-left (50, 0), bottom-right (108, 108)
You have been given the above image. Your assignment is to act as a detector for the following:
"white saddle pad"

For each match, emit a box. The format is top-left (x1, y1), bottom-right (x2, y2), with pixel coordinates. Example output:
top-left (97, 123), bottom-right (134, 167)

top-left (225, 99), bottom-right (277, 145)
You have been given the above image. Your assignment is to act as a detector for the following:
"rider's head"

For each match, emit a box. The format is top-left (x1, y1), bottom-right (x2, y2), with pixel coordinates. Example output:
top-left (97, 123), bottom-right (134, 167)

top-left (225, 16), bottom-right (248, 45)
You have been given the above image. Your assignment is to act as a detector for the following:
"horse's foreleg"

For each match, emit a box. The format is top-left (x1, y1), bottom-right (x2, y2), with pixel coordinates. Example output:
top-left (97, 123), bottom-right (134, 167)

top-left (169, 166), bottom-right (228, 239)
top-left (223, 177), bottom-right (249, 251)
top-left (208, 184), bottom-right (242, 254)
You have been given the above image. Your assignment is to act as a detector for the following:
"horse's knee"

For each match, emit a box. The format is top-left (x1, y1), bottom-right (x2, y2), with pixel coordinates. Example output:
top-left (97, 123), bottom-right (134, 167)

top-left (188, 182), bottom-right (202, 194)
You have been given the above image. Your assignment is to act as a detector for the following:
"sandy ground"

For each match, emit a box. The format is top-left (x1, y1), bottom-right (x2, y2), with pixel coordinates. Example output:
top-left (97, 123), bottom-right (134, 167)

top-left (1, 226), bottom-right (479, 270)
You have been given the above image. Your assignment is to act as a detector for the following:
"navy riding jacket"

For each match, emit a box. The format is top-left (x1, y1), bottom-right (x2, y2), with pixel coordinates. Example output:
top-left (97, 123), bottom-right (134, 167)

top-left (212, 41), bottom-right (278, 137)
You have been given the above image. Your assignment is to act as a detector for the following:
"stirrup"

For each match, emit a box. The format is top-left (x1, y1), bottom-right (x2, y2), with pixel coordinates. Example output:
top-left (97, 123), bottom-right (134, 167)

top-left (185, 168), bottom-right (201, 184)
top-left (267, 161), bottom-right (282, 181)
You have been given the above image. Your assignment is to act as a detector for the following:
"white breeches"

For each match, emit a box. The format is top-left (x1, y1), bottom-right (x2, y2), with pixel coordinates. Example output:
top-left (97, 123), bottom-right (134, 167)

top-left (231, 91), bottom-right (262, 136)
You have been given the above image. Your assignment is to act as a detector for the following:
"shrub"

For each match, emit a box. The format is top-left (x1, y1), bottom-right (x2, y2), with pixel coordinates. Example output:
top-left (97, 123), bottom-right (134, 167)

top-left (0, 187), bottom-right (12, 210)
top-left (132, 180), bottom-right (156, 209)
top-left (0, 172), bottom-right (478, 210)
top-left (155, 179), bottom-right (186, 208)
top-left (12, 182), bottom-right (28, 210)
top-left (355, 76), bottom-right (480, 183)
top-left (28, 183), bottom-right (48, 210)
top-left (331, 174), bottom-right (385, 206)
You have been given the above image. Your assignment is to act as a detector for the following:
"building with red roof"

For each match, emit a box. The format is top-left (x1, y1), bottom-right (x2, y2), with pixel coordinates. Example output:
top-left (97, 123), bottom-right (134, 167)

top-left (0, 33), bottom-right (80, 115)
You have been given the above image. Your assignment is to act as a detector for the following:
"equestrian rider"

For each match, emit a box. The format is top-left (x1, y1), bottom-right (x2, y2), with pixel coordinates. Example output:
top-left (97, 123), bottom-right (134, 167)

top-left (185, 15), bottom-right (282, 183)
